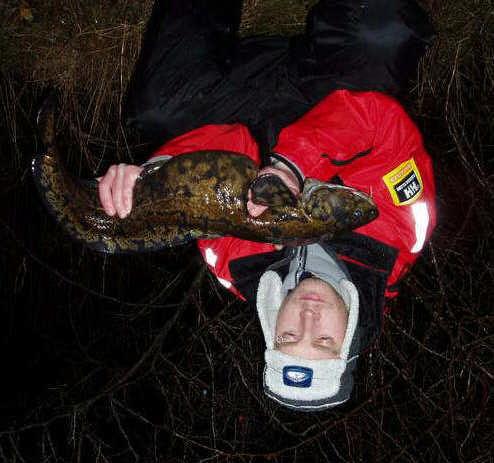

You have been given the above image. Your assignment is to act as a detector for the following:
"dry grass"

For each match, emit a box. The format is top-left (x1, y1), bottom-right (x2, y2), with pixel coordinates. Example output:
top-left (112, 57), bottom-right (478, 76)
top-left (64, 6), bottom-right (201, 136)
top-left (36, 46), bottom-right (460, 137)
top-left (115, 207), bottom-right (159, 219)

top-left (0, 0), bottom-right (492, 461)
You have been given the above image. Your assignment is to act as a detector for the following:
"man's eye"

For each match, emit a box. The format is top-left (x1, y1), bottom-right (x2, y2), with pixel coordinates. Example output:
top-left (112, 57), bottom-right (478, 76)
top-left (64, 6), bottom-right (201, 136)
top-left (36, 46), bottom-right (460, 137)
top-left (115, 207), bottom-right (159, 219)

top-left (276, 332), bottom-right (298, 343)
top-left (316, 336), bottom-right (334, 346)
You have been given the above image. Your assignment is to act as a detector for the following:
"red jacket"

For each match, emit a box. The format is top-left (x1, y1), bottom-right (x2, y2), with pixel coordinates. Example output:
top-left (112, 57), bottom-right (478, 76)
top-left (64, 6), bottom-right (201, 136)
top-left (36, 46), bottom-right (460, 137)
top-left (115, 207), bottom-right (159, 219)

top-left (149, 90), bottom-right (437, 304)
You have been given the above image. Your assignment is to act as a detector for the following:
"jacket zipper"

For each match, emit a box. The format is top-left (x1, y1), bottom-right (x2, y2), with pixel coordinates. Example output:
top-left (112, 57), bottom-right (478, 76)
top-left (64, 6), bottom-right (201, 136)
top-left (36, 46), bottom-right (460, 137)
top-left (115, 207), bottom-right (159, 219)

top-left (294, 246), bottom-right (308, 286)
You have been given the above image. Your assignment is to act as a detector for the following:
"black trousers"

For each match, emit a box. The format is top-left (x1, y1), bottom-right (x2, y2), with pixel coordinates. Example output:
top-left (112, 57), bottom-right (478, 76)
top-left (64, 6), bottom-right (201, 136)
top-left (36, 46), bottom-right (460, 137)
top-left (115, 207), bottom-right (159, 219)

top-left (125, 0), bottom-right (433, 152)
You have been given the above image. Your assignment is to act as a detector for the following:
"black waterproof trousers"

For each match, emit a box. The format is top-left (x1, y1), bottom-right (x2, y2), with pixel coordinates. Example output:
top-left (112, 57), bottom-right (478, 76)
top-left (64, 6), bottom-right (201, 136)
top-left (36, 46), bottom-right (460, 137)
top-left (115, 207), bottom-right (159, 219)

top-left (125, 0), bottom-right (433, 152)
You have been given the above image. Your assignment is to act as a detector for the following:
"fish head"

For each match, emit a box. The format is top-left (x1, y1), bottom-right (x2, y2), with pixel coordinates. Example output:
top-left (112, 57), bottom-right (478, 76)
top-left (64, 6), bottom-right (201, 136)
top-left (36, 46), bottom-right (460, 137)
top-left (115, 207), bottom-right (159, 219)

top-left (301, 179), bottom-right (378, 230)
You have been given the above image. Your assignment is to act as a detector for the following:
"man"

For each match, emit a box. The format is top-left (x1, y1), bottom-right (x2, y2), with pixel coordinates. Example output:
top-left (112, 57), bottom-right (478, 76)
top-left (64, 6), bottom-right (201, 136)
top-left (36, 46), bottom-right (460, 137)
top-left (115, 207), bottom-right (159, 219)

top-left (98, 0), bottom-right (436, 410)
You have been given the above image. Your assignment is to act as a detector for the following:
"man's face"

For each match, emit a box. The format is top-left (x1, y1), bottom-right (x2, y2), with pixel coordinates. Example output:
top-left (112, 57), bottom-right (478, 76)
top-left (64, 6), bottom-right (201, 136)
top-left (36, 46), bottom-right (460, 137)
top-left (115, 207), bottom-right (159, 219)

top-left (275, 278), bottom-right (348, 360)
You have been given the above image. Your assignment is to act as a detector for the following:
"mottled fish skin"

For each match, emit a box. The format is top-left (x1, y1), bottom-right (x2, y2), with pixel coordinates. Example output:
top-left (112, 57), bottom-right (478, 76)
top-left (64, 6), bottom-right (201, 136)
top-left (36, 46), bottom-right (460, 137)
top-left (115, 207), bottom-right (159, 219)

top-left (33, 100), bottom-right (378, 254)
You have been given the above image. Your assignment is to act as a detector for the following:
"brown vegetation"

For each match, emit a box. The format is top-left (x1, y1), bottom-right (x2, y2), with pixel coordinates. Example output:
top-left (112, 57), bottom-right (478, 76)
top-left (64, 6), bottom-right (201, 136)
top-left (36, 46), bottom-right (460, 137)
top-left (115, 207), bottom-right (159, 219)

top-left (0, 0), bottom-right (492, 461)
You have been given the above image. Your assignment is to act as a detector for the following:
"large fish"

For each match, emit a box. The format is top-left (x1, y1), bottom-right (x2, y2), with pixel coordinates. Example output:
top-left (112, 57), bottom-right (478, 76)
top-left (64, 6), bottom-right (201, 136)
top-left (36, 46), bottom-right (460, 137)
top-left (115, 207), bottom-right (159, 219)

top-left (32, 98), bottom-right (378, 253)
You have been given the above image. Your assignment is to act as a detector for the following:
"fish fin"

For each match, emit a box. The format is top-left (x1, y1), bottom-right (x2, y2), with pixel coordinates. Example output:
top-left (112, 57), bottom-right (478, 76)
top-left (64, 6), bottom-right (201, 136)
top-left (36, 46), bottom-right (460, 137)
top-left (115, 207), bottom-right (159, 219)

top-left (87, 228), bottom-right (222, 254)
top-left (160, 229), bottom-right (214, 248)
top-left (250, 174), bottom-right (297, 207)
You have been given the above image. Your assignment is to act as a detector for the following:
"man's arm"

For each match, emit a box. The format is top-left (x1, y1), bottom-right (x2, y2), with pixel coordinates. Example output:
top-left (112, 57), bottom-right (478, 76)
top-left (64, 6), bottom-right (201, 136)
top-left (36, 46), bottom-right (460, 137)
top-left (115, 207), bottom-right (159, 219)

top-left (98, 123), bottom-right (262, 219)
top-left (271, 89), bottom-right (437, 294)
top-left (272, 90), bottom-right (380, 181)
top-left (96, 123), bottom-right (279, 300)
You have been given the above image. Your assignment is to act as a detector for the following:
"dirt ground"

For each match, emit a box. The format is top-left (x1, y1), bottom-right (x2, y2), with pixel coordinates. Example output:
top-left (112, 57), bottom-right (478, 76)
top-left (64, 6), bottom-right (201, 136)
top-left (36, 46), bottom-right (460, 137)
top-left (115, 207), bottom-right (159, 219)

top-left (0, 1), bottom-right (492, 461)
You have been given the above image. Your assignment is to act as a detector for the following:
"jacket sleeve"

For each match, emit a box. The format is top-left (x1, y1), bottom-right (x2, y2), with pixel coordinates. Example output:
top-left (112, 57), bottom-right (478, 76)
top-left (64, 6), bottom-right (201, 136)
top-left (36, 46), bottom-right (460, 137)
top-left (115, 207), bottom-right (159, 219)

top-left (148, 123), bottom-right (261, 163)
top-left (273, 89), bottom-right (437, 295)
top-left (273, 89), bottom-right (382, 181)
top-left (147, 123), bottom-right (277, 299)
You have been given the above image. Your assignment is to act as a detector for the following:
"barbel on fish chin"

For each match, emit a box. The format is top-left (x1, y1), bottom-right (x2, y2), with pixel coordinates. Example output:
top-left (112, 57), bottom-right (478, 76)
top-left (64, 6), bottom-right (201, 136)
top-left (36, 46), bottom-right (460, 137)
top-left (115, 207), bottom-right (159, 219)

top-left (32, 102), bottom-right (378, 254)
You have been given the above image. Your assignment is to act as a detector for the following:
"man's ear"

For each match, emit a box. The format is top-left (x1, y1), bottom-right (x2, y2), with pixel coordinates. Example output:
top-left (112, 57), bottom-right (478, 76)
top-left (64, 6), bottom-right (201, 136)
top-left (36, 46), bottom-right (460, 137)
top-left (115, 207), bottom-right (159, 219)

top-left (256, 271), bottom-right (283, 349)
top-left (337, 279), bottom-right (360, 360)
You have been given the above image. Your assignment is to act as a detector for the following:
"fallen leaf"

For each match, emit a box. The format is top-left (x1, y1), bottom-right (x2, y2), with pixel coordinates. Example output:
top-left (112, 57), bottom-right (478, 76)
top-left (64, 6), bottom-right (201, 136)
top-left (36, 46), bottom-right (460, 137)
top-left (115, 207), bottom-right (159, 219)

top-left (19, 1), bottom-right (34, 22)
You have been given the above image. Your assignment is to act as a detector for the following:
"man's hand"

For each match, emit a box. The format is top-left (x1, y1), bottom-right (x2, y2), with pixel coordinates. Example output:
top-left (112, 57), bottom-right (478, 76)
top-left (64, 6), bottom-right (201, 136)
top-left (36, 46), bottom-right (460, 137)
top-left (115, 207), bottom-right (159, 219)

top-left (246, 164), bottom-right (301, 218)
top-left (98, 164), bottom-right (143, 218)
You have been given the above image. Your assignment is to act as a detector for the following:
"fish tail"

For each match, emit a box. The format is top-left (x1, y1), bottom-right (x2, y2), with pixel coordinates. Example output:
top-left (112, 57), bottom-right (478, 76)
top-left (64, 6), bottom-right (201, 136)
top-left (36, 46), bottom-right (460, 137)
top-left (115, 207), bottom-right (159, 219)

top-left (36, 92), bottom-right (57, 148)
top-left (33, 97), bottom-right (116, 252)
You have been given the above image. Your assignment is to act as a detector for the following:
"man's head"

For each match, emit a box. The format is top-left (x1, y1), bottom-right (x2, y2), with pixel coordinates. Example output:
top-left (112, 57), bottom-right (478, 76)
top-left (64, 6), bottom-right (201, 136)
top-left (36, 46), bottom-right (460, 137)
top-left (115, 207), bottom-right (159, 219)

top-left (275, 278), bottom-right (348, 360)
top-left (256, 247), bottom-right (360, 411)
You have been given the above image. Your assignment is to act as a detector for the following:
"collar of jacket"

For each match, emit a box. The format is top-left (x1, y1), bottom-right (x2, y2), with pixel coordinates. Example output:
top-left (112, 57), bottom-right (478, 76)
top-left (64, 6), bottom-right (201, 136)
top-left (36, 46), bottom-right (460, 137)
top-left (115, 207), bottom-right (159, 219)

top-left (278, 244), bottom-right (351, 301)
top-left (229, 244), bottom-right (377, 352)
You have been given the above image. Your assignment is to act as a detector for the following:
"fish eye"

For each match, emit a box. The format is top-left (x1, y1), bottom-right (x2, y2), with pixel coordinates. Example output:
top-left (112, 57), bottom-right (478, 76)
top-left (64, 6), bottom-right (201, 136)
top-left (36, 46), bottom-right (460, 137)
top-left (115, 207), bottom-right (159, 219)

top-left (353, 209), bottom-right (363, 219)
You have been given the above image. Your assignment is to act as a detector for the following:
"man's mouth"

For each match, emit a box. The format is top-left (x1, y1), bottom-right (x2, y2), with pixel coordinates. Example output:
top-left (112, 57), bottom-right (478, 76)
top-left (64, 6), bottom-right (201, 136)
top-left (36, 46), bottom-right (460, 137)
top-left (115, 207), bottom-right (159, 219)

top-left (300, 293), bottom-right (324, 302)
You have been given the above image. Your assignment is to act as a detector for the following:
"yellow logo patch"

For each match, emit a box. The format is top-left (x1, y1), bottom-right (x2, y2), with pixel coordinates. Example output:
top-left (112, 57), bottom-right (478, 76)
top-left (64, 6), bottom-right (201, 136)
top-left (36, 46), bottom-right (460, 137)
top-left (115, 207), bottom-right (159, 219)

top-left (383, 158), bottom-right (423, 206)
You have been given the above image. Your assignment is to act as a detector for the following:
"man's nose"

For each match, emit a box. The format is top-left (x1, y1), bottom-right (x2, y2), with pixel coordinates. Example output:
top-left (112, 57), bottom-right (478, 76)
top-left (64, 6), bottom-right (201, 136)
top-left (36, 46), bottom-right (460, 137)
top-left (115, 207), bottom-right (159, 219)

top-left (300, 308), bottom-right (321, 339)
top-left (300, 308), bottom-right (321, 335)
top-left (301, 307), bottom-right (321, 320)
